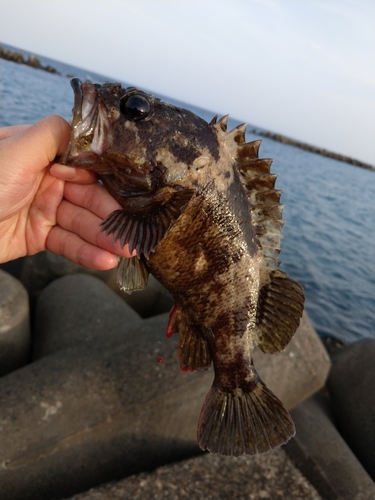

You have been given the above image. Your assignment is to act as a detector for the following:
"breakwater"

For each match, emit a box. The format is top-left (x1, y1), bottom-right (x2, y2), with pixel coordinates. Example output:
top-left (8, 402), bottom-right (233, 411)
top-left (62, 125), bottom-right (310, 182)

top-left (0, 45), bottom-right (59, 75)
top-left (253, 129), bottom-right (375, 172)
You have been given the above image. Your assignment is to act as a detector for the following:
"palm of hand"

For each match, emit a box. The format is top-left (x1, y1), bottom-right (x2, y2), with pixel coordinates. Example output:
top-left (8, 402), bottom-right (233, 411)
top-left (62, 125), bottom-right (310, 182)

top-left (0, 116), bottom-right (132, 268)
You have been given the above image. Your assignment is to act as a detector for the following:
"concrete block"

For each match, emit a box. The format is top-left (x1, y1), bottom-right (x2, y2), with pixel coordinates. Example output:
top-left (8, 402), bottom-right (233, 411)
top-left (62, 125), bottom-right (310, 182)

top-left (0, 258), bottom-right (24, 279)
top-left (253, 311), bottom-right (331, 410)
top-left (65, 448), bottom-right (321, 500)
top-left (33, 274), bottom-right (141, 359)
top-left (1, 309), bottom-right (330, 500)
top-left (0, 270), bottom-right (30, 376)
top-left (327, 339), bottom-right (375, 480)
top-left (107, 273), bottom-right (174, 318)
top-left (0, 314), bottom-right (212, 500)
top-left (18, 251), bottom-right (115, 305)
top-left (284, 392), bottom-right (375, 500)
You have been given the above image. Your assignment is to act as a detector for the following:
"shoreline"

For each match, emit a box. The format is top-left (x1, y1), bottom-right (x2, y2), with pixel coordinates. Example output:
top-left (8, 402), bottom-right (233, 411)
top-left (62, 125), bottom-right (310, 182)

top-left (0, 45), bottom-right (60, 75)
top-left (2, 45), bottom-right (374, 172)
top-left (251, 129), bottom-right (375, 172)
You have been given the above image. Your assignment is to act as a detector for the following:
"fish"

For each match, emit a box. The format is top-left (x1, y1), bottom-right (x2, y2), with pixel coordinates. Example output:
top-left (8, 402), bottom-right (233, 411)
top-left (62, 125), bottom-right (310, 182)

top-left (61, 78), bottom-right (305, 456)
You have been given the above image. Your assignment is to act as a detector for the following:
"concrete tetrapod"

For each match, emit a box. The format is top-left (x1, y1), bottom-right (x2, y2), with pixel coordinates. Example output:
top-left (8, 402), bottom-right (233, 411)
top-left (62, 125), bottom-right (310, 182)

top-left (327, 339), bottom-right (375, 481)
top-left (1, 283), bottom-right (330, 500)
top-left (0, 270), bottom-right (30, 377)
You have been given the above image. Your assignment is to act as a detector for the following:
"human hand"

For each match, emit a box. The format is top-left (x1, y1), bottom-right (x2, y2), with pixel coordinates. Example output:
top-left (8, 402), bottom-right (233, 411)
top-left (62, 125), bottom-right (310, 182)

top-left (0, 115), bottom-right (132, 268)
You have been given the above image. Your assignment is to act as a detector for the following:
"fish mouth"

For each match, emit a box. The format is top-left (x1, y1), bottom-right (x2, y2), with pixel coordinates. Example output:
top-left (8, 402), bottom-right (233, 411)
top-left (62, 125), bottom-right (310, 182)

top-left (60, 78), bottom-right (112, 168)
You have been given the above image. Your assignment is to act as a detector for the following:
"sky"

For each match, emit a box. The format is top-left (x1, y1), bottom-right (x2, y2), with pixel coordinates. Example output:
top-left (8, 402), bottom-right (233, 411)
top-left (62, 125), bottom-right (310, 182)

top-left (1, 0), bottom-right (374, 165)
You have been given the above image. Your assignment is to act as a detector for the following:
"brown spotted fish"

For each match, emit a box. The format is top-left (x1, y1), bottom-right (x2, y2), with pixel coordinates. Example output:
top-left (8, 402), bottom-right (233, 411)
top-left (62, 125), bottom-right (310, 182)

top-left (61, 78), bottom-right (305, 456)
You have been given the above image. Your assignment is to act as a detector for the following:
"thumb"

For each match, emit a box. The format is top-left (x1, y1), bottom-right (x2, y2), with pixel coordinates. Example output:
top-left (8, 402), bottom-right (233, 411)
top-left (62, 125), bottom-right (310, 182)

top-left (1, 115), bottom-right (70, 177)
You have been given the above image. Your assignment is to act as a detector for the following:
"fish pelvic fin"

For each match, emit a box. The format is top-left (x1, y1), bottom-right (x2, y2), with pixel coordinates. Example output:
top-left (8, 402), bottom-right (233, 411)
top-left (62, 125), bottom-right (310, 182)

top-left (256, 270), bottom-right (305, 354)
top-left (167, 304), bottom-right (211, 371)
top-left (197, 380), bottom-right (295, 456)
top-left (116, 256), bottom-right (149, 293)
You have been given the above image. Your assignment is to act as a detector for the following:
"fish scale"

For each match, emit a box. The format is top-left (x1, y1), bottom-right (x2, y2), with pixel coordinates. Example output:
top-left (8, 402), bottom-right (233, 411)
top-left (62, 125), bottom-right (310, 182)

top-left (62, 78), bottom-right (305, 456)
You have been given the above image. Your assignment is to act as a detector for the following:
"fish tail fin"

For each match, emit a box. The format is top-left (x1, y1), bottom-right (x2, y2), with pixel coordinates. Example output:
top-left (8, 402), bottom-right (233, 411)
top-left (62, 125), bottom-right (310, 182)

top-left (197, 379), bottom-right (295, 456)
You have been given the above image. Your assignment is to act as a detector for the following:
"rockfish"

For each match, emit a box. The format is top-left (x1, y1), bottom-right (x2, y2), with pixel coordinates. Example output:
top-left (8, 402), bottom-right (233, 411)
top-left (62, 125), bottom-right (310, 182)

top-left (61, 78), bottom-right (305, 456)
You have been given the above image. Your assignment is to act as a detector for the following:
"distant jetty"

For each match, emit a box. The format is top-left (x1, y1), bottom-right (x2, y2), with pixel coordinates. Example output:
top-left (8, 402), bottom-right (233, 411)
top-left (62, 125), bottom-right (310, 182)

top-left (0, 45), bottom-right (60, 75)
top-left (1, 45), bottom-right (373, 171)
top-left (253, 129), bottom-right (375, 172)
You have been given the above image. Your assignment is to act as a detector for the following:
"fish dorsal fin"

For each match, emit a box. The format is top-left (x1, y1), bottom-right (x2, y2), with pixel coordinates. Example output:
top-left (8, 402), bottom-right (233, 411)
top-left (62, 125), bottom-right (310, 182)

top-left (235, 135), bottom-right (283, 270)
top-left (212, 117), bottom-right (283, 269)
top-left (217, 114), bottom-right (229, 132)
top-left (209, 115), bottom-right (218, 126)
top-left (212, 119), bottom-right (305, 355)
top-left (211, 116), bottom-right (247, 153)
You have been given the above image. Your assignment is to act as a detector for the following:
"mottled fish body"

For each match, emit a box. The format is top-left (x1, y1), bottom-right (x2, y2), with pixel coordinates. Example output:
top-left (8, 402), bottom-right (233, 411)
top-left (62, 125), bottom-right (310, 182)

top-left (62, 79), bottom-right (305, 456)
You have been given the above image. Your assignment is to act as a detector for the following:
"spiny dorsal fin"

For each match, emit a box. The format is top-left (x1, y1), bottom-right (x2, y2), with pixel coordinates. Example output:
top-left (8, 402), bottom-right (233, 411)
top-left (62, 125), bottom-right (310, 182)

top-left (238, 158), bottom-right (274, 177)
top-left (236, 140), bottom-right (262, 162)
top-left (234, 138), bottom-right (284, 270)
top-left (215, 114), bottom-right (229, 132)
top-left (209, 115), bottom-right (218, 126)
top-left (213, 119), bottom-right (284, 271)
top-left (212, 117), bottom-right (247, 153)
top-left (224, 123), bottom-right (247, 152)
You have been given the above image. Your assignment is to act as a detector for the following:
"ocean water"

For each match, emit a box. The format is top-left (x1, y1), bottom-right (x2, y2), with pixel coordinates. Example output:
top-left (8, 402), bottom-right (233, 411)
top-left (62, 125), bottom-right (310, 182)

top-left (1, 44), bottom-right (374, 343)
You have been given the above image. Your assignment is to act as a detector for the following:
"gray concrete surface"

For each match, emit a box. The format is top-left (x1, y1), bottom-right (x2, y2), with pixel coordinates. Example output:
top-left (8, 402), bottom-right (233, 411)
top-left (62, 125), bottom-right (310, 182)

top-left (65, 448), bottom-right (322, 500)
top-left (0, 314), bottom-right (212, 500)
top-left (253, 311), bottom-right (330, 410)
top-left (0, 285), bottom-right (330, 500)
top-left (18, 251), bottom-right (114, 305)
top-left (108, 273), bottom-right (174, 318)
top-left (0, 270), bottom-right (30, 376)
top-left (285, 392), bottom-right (375, 500)
top-left (327, 339), bottom-right (375, 481)
top-left (33, 274), bottom-right (141, 359)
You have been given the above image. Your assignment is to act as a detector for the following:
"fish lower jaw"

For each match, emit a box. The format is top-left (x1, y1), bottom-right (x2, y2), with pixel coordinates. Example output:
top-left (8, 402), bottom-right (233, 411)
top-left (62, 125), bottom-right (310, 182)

top-left (63, 148), bottom-right (101, 169)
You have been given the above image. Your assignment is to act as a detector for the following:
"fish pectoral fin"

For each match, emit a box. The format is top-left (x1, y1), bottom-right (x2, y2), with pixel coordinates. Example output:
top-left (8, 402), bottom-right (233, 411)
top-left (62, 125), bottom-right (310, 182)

top-left (167, 303), bottom-right (211, 372)
top-left (116, 256), bottom-right (149, 293)
top-left (256, 270), bottom-right (305, 354)
top-left (100, 187), bottom-right (194, 258)
top-left (197, 380), bottom-right (295, 456)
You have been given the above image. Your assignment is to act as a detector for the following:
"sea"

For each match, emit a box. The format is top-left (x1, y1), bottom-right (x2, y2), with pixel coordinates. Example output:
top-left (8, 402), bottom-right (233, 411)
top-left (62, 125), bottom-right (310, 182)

top-left (1, 43), bottom-right (374, 344)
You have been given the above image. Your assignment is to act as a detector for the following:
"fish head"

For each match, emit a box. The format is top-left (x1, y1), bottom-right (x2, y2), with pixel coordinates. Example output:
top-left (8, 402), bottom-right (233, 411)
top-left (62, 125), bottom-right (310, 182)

top-left (61, 78), bottom-right (219, 192)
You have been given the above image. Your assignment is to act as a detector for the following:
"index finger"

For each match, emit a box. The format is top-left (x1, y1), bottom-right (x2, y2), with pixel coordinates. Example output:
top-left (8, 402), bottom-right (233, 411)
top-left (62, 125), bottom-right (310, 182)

top-left (50, 163), bottom-right (98, 184)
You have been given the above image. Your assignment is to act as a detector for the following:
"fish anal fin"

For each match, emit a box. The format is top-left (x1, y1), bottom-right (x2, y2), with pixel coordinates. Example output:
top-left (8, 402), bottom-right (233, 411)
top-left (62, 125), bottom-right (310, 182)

top-left (197, 380), bottom-right (295, 456)
top-left (178, 323), bottom-right (211, 372)
top-left (167, 304), bottom-right (211, 371)
top-left (100, 187), bottom-right (194, 258)
top-left (116, 256), bottom-right (149, 293)
top-left (256, 270), bottom-right (305, 354)
top-left (166, 302), bottom-right (180, 338)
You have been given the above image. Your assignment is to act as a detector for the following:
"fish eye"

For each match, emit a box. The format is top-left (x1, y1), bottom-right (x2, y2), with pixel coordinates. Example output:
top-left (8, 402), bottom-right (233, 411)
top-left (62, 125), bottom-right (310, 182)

top-left (120, 94), bottom-right (152, 121)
